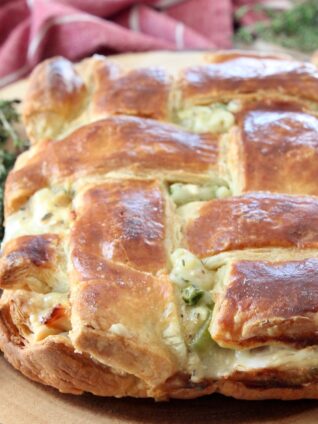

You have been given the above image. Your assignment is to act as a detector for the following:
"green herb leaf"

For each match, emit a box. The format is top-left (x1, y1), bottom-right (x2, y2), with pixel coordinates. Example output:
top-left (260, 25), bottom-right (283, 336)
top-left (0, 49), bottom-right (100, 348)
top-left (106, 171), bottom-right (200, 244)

top-left (235, 0), bottom-right (318, 53)
top-left (0, 99), bottom-right (28, 238)
top-left (182, 285), bottom-right (204, 306)
top-left (190, 310), bottom-right (213, 351)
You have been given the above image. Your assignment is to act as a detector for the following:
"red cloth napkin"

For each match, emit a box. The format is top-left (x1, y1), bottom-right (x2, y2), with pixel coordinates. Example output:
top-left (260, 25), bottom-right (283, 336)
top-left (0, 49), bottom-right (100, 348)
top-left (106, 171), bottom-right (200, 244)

top-left (0, 0), bottom-right (290, 88)
top-left (0, 0), bottom-right (234, 87)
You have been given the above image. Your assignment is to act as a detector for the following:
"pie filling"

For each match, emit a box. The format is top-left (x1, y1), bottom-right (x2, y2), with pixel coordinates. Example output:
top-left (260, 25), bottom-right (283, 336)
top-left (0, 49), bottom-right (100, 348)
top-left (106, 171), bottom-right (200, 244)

top-left (28, 292), bottom-right (70, 341)
top-left (8, 291), bottom-right (71, 342)
top-left (169, 182), bottom-right (231, 206)
top-left (177, 101), bottom-right (241, 134)
top-left (3, 186), bottom-right (73, 243)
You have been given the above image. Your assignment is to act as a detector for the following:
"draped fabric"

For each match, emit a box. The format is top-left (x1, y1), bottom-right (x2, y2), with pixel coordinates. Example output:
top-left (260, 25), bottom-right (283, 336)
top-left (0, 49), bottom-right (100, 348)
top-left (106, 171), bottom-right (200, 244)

top-left (0, 0), bottom-right (274, 87)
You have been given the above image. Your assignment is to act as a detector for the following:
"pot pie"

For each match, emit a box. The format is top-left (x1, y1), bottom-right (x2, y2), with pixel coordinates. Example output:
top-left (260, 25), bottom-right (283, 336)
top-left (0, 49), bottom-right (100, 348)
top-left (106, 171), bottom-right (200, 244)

top-left (2, 51), bottom-right (318, 400)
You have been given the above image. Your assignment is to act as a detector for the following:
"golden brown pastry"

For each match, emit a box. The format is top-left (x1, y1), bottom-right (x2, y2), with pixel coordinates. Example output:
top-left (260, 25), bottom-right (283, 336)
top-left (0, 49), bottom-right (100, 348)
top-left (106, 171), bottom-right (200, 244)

top-left (211, 257), bottom-right (318, 349)
top-left (180, 57), bottom-right (318, 107)
top-left (2, 51), bottom-right (318, 400)
top-left (226, 102), bottom-right (318, 196)
top-left (182, 193), bottom-right (318, 257)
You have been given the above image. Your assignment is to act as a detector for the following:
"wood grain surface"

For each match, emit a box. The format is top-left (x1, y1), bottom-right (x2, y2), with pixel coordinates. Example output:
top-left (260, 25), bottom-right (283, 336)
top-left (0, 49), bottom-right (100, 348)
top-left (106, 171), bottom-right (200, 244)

top-left (1, 52), bottom-right (318, 423)
top-left (2, 354), bottom-right (318, 424)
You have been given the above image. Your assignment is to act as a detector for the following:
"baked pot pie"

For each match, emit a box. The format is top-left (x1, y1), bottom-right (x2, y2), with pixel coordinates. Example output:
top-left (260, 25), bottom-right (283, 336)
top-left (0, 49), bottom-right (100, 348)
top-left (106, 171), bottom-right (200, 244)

top-left (2, 51), bottom-right (318, 400)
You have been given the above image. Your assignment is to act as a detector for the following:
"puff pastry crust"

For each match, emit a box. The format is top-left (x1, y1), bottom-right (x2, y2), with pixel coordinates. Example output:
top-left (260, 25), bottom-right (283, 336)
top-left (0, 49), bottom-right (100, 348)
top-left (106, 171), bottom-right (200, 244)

top-left (2, 51), bottom-right (318, 400)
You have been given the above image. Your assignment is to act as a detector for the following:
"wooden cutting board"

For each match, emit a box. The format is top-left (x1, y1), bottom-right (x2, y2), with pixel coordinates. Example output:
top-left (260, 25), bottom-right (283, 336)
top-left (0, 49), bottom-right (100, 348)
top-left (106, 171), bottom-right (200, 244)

top-left (2, 355), bottom-right (318, 424)
top-left (1, 53), bottom-right (318, 423)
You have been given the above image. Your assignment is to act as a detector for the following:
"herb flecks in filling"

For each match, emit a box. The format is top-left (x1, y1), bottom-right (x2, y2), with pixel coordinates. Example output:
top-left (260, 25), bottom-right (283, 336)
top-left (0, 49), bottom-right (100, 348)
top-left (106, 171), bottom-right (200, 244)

top-left (182, 285), bottom-right (203, 306)
top-left (0, 99), bottom-right (28, 238)
top-left (170, 248), bottom-right (215, 354)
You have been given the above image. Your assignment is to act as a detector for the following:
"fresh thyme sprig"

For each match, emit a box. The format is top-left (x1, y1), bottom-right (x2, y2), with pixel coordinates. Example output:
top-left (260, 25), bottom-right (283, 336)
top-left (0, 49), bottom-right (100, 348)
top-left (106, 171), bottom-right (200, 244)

top-left (0, 99), bottom-right (28, 238)
top-left (235, 0), bottom-right (318, 53)
top-left (0, 100), bottom-right (24, 148)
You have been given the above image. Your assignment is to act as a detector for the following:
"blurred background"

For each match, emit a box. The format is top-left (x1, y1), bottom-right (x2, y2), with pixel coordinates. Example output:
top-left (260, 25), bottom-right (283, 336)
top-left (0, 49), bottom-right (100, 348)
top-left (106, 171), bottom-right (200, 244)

top-left (0, 0), bottom-right (317, 87)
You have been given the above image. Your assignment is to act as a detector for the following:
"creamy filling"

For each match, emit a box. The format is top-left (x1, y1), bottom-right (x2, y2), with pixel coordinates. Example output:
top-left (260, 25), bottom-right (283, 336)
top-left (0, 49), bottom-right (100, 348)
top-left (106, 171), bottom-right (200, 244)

top-left (177, 100), bottom-right (241, 134)
top-left (170, 248), bottom-right (215, 290)
top-left (194, 344), bottom-right (318, 382)
top-left (169, 182), bottom-right (231, 206)
top-left (26, 292), bottom-right (71, 342)
top-left (169, 248), bottom-right (216, 379)
top-left (3, 187), bottom-right (73, 243)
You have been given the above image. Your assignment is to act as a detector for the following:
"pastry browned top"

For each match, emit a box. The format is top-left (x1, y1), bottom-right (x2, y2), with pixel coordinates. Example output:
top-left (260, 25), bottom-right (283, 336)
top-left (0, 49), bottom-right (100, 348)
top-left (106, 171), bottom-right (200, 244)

top-left (211, 258), bottom-right (318, 349)
top-left (183, 193), bottom-right (318, 257)
top-left (180, 57), bottom-right (318, 104)
top-left (5, 116), bottom-right (219, 215)
top-left (228, 104), bottom-right (318, 196)
top-left (92, 61), bottom-right (171, 120)
top-left (71, 179), bottom-right (167, 274)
